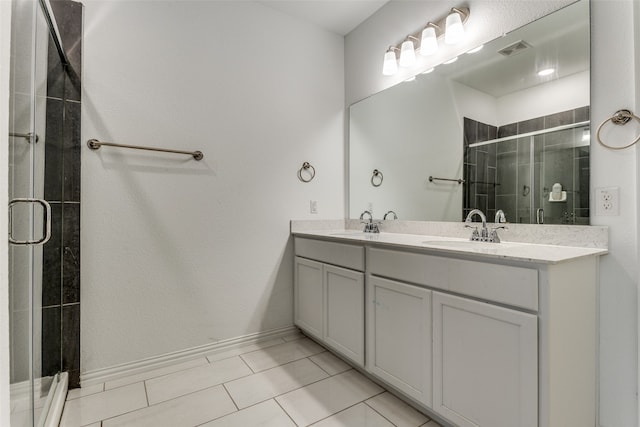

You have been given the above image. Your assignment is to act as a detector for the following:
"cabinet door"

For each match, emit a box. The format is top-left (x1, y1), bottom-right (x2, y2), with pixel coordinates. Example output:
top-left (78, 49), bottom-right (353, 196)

top-left (432, 292), bottom-right (537, 427)
top-left (324, 265), bottom-right (365, 366)
top-left (367, 276), bottom-right (432, 406)
top-left (294, 257), bottom-right (323, 340)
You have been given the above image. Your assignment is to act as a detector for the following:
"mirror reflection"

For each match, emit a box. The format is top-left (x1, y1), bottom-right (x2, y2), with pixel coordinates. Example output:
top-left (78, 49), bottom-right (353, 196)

top-left (349, 0), bottom-right (590, 224)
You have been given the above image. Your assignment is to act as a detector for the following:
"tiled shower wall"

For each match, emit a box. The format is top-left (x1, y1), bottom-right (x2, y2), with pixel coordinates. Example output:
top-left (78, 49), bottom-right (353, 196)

top-left (42, 0), bottom-right (82, 388)
top-left (464, 106), bottom-right (590, 225)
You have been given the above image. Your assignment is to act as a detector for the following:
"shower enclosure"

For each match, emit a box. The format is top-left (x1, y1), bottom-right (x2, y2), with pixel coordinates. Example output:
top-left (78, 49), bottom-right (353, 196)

top-left (9, 0), bottom-right (70, 425)
top-left (463, 112), bottom-right (590, 225)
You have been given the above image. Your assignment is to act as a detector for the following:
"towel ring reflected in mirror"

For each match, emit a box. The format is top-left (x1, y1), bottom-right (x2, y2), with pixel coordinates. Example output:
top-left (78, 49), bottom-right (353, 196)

top-left (371, 169), bottom-right (383, 187)
top-left (298, 162), bottom-right (316, 183)
top-left (596, 109), bottom-right (640, 150)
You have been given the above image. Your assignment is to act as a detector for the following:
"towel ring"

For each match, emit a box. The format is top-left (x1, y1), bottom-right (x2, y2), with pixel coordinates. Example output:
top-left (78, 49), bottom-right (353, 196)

top-left (596, 109), bottom-right (640, 150)
top-left (371, 169), bottom-right (383, 187)
top-left (298, 162), bottom-right (315, 183)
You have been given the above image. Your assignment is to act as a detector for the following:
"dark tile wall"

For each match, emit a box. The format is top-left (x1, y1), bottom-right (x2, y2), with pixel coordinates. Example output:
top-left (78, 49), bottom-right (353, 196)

top-left (463, 118), bottom-right (498, 221)
top-left (41, 0), bottom-right (82, 389)
top-left (463, 106), bottom-right (590, 225)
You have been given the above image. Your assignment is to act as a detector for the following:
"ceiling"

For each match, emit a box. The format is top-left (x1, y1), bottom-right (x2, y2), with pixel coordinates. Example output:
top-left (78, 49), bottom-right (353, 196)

top-left (257, 0), bottom-right (390, 36)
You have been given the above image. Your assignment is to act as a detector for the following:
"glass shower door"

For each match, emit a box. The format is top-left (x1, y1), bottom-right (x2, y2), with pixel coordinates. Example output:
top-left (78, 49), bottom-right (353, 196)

top-left (9, 0), bottom-right (55, 425)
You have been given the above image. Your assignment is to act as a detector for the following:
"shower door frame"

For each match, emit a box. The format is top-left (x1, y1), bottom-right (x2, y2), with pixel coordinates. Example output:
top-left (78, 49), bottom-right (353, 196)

top-left (466, 120), bottom-right (590, 225)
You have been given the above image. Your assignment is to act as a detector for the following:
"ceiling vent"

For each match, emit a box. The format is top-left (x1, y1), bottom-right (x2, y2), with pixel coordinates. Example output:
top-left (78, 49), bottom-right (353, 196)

top-left (497, 40), bottom-right (532, 57)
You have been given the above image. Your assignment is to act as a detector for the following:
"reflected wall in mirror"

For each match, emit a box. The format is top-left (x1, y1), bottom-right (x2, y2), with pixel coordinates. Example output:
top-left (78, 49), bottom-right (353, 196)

top-left (349, 0), bottom-right (590, 224)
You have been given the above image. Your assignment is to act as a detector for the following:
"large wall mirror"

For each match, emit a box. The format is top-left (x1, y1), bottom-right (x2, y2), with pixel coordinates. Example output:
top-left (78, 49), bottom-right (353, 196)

top-left (349, 0), bottom-right (589, 225)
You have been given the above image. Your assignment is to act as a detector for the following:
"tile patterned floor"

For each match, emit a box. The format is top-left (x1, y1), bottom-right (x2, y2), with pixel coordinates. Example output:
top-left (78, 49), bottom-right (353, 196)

top-left (60, 334), bottom-right (442, 427)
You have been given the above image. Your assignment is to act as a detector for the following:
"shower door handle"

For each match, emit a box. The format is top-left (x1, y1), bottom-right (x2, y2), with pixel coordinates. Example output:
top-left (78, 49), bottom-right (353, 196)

top-left (8, 198), bottom-right (52, 245)
top-left (536, 208), bottom-right (544, 224)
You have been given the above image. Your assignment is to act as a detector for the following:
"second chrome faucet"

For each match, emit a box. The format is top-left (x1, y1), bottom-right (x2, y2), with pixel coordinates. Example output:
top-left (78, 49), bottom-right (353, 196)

top-left (464, 209), bottom-right (508, 243)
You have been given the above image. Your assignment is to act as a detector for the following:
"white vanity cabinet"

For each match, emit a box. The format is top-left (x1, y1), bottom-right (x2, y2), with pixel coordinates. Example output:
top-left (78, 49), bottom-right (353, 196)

top-left (294, 238), bottom-right (365, 366)
top-left (432, 291), bottom-right (538, 427)
top-left (292, 233), bottom-right (599, 427)
top-left (367, 276), bottom-right (432, 406)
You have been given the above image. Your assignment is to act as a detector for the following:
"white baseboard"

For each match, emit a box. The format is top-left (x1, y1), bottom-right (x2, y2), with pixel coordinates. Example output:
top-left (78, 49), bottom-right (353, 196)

top-left (80, 325), bottom-right (299, 387)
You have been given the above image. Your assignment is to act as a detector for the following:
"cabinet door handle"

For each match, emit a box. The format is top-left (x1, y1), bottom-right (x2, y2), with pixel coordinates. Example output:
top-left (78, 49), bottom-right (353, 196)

top-left (8, 198), bottom-right (52, 245)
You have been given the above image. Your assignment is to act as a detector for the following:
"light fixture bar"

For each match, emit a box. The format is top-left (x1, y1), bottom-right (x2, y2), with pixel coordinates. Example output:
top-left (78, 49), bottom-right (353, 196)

top-left (381, 6), bottom-right (470, 76)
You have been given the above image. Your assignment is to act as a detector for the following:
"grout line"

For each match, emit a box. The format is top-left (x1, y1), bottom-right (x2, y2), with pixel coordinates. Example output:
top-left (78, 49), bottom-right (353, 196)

top-left (221, 383), bottom-right (240, 411)
top-left (306, 353), bottom-right (333, 376)
top-left (237, 354), bottom-right (257, 374)
top-left (364, 397), bottom-right (402, 427)
top-left (143, 381), bottom-right (150, 407)
top-left (102, 357), bottom-right (210, 391)
top-left (274, 398), bottom-right (300, 427)
top-left (307, 398), bottom-right (379, 426)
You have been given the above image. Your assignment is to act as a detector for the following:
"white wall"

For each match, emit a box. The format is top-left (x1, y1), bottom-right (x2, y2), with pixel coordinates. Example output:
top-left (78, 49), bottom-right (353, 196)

top-left (345, 1), bottom-right (639, 425)
top-left (497, 70), bottom-right (590, 125)
top-left (0, 1), bottom-right (12, 424)
top-left (81, 0), bottom-right (344, 373)
top-left (349, 73), bottom-right (463, 221)
top-left (590, 1), bottom-right (639, 425)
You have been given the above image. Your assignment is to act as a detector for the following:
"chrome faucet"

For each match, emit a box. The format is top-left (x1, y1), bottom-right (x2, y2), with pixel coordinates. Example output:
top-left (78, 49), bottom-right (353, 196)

top-left (465, 209), bottom-right (488, 241)
top-left (383, 210), bottom-right (398, 220)
top-left (465, 209), bottom-right (508, 242)
top-left (360, 210), bottom-right (380, 233)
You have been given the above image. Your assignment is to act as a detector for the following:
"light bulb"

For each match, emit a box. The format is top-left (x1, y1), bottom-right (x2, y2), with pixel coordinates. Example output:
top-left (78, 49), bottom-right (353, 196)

top-left (399, 39), bottom-right (416, 67)
top-left (445, 10), bottom-right (464, 45)
top-left (420, 26), bottom-right (438, 56)
top-left (382, 49), bottom-right (398, 76)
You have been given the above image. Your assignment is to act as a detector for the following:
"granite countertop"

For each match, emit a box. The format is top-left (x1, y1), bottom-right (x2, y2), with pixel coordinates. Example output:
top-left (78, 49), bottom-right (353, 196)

top-left (292, 229), bottom-right (608, 264)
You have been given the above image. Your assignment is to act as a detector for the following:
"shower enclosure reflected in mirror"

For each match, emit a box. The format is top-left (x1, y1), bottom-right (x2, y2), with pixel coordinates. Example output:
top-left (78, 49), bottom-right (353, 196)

top-left (349, 0), bottom-right (590, 224)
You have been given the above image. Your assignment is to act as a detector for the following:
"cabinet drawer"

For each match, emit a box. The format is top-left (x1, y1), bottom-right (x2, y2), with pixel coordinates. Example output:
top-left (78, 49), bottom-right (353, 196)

top-left (369, 248), bottom-right (538, 311)
top-left (295, 237), bottom-right (365, 271)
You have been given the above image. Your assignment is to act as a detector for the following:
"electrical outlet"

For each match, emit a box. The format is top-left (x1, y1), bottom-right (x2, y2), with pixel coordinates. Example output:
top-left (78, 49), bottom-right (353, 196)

top-left (310, 200), bottom-right (318, 214)
top-left (595, 187), bottom-right (619, 216)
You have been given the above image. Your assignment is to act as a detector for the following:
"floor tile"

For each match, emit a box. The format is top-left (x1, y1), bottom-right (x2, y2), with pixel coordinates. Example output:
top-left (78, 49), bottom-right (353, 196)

top-left (241, 338), bottom-right (325, 372)
top-left (225, 358), bottom-right (329, 409)
top-left (206, 338), bottom-right (285, 363)
top-left (59, 382), bottom-right (147, 427)
top-left (200, 400), bottom-right (296, 427)
top-left (145, 356), bottom-right (252, 405)
top-left (312, 403), bottom-right (394, 427)
top-left (276, 369), bottom-right (384, 426)
top-left (102, 385), bottom-right (236, 427)
top-left (67, 383), bottom-right (104, 400)
top-left (309, 352), bottom-right (351, 376)
top-left (366, 392), bottom-right (429, 427)
top-left (104, 358), bottom-right (208, 390)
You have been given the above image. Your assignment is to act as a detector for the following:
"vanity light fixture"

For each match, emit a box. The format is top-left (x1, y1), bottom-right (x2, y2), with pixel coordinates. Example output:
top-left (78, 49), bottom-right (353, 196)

top-left (399, 37), bottom-right (418, 67)
top-left (445, 8), bottom-right (466, 44)
top-left (381, 6), bottom-right (469, 76)
top-left (537, 68), bottom-right (555, 76)
top-left (420, 24), bottom-right (439, 56)
top-left (382, 47), bottom-right (399, 76)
